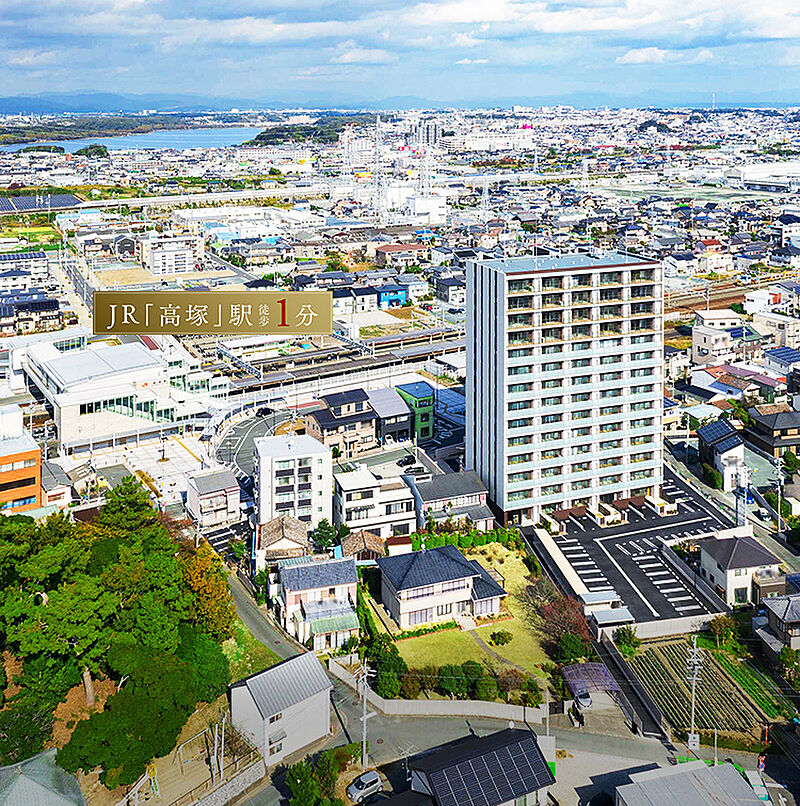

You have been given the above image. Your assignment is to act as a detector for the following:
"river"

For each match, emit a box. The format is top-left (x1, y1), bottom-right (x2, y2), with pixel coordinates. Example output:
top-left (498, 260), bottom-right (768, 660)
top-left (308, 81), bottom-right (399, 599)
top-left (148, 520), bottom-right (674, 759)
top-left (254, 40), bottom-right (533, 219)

top-left (0, 126), bottom-right (264, 154)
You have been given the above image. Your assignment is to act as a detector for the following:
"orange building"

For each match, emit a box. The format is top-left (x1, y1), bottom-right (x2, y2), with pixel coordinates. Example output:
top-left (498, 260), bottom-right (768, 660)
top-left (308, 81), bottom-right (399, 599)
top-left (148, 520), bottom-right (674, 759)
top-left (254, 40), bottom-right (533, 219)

top-left (0, 405), bottom-right (41, 514)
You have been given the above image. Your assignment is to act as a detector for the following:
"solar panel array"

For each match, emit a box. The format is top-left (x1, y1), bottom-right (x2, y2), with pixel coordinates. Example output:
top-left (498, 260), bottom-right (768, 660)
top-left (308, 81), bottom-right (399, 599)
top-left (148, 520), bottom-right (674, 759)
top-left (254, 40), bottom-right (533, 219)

top-left (0, 251), bottom-right (46, 262)
top-left (0, 194), bottom-right (81, 213)
top-left (427, 737), bottom-right (553, 806)
top-left (696, 418), bottom-right (734, 445)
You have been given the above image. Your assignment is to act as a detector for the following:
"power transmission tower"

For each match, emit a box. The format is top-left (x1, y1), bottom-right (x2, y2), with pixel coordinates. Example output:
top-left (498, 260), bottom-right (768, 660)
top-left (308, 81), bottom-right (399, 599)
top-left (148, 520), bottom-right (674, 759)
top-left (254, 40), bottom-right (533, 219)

top-left (686, 635), bottom-right (703, 751)
top-left (355, 661), bottom-right (376, 770)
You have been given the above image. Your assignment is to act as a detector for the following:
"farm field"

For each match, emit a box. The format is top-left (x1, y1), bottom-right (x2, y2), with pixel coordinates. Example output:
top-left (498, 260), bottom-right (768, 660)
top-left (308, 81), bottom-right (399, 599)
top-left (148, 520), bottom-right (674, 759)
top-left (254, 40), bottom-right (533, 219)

top-left (629, 638), bottom-right (791, 744)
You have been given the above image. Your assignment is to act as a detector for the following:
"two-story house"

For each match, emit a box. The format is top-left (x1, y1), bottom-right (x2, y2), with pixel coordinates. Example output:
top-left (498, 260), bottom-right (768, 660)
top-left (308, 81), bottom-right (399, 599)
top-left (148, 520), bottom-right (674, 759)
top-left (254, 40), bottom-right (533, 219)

top-left (185, 467), bottom-right (241, 533)
top-left (698, 533), bottom-right (783, 607)
top-left (275, 556), bottom-right (359, 652)
top-left (755, 593), bottom-right (800, 666)
top-left (230, 652), bottom-right (332, 768)
top-left (333, 466), bottom-right (416, 538)
top-left (305, 390), bottom-right (378, 458)
top-left (407, 471), bottom-right (495, 531)
top-left (745, 403), bottom-right (800, 458)
top-left (376, 544), bottom-right (506, 629)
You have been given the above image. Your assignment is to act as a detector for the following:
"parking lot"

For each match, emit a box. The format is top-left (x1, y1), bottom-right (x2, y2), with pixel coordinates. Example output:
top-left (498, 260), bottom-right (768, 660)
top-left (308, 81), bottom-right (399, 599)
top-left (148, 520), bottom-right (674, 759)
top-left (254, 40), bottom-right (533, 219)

top-left (537, 467), bottom-right (730, 622)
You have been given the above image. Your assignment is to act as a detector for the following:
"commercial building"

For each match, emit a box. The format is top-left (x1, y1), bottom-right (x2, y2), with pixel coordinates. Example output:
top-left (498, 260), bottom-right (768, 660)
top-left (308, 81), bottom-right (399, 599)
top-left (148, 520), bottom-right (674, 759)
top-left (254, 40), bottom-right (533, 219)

top-left (253, 435), bottom-right (332, 529)
top-left (0, 404), bottom-right (41, 513)
top-left (466, 252), bottom-right (663, 525)
top-left (396, 381), bottom-right (435, 442)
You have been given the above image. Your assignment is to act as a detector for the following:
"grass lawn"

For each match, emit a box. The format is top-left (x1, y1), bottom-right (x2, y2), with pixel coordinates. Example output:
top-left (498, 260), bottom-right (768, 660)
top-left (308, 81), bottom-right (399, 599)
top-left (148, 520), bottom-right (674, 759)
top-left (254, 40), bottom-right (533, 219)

top-left (223, 617), bottom-right (281, 681)
top-left (397, 627), bottom-right (489, 668)
top-left (468, 545), bottom-right (549, 674)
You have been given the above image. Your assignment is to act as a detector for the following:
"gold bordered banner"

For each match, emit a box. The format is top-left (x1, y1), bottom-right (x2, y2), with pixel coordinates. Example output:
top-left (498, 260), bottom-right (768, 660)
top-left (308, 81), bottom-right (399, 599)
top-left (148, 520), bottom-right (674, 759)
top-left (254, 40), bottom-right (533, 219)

top-left (93, 291), bottom-right (333, 335)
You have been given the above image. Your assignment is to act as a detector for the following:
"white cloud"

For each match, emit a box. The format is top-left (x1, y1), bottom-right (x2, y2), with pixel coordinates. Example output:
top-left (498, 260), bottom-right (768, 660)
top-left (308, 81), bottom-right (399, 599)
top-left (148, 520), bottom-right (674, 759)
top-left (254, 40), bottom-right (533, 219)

top-left (450, 31), bottom-right (483, 47)
top-left (616, 46), bottom-right (713, 64)
top-left (456, 57), bottom-right (489, 64)
top-left (7, 49), bottom-right (61, 66)
top-left (330, 40), bottom-right (397, 63)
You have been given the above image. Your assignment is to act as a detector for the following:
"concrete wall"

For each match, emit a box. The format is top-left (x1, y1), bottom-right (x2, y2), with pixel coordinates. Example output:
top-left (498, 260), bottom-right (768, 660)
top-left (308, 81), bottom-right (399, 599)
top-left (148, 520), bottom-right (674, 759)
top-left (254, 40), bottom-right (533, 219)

top-left (195, 759), bottom-right (267, 806)
top-left (328, 658), bottom-right (546, 723)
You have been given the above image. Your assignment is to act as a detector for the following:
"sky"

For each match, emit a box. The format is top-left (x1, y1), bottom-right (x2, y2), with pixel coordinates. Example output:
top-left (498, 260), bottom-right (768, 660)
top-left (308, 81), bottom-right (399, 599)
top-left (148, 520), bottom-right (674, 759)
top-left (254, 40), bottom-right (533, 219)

top-left (3, 0), bottom-right (800, 106)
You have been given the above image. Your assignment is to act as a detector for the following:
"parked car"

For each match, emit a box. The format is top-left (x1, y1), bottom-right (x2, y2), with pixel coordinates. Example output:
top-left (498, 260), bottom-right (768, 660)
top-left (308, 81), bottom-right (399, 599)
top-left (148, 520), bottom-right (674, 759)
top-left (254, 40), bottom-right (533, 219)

top-left (755, 508), bottom-right (771, 522)
top-left (447, 307), bottom-right (461, 315)
top-left (346, 771), bottom-right (383, 803)
top-left (397, 455), bottom-right (416, 467)
top-left (575, 691), bottom-right (593, 710)
top-left (256, 406), bottom-right (272, 417)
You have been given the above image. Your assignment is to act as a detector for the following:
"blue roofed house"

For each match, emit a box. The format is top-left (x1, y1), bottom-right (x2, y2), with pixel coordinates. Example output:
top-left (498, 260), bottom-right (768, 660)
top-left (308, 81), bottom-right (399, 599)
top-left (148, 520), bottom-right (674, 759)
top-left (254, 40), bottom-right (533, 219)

top-left (275, 556), bottom-right (359, 652)
top-left (376, 544), bottom-right (506, 629)
top-left (764, 346), bottom-right (800, 376)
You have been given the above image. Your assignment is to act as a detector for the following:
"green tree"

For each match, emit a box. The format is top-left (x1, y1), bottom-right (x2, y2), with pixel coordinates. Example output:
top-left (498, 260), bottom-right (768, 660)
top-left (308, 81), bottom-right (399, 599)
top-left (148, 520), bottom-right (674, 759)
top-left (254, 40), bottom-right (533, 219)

top-left (179, 540), bottom-right (235, 640)
top-left (615, 624), bottom-right (642, 656)
top-left (497, 668), bottom-right (526, 702)
top-left (400, 669), bottom-right (422, 700)
top-left (312, 519), bottom-right (337, 550)
top-left (557, 633), bottom-right (586, 664)
top-left (0, 703), bottom-right (53, 765)
top-left (175, 625), bottom-right (230, 702)
top-left (702, 463), bottom-right (723, 490)
top-left (461, 660), bottom-right (484, 694)
top-left (438, 664), bottom-right (467, 699)
top-left (490, 630), bottom-right (513, 646)
top-left (287, 760), bottom-right (322, 806)
top-left (708, 614), bottom-right (736, 647)
top-left (474, 676), bottom-right (498, 701)
top-left (95, 475), bottom-right (157, 532)
top-left (780, 646), bottom-right (800, 684)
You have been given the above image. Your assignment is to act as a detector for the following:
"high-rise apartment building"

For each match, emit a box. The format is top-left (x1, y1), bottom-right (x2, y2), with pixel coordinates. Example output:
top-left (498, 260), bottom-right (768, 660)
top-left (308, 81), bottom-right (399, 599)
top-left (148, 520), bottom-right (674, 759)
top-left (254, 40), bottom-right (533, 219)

top-left (466, 252), bottom-right (663, 525)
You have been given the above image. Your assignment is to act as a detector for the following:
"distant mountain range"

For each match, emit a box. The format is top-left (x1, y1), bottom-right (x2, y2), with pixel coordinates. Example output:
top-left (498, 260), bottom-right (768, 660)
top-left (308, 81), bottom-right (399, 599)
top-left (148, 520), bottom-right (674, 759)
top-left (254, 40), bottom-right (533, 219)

top-left (1, 89), bottom-right (800, 115)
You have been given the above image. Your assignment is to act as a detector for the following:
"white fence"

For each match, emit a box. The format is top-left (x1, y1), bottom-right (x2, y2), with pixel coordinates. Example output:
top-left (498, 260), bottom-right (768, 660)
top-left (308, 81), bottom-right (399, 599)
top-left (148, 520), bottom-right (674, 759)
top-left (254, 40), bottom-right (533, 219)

top-left (328, 659), bottom-right (547, 724)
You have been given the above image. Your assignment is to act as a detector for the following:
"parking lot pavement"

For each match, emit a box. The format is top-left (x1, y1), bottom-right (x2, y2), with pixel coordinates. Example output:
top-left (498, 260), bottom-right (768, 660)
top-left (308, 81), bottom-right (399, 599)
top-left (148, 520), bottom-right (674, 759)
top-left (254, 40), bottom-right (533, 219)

top-left (542, 467), bottom-right (731, 622)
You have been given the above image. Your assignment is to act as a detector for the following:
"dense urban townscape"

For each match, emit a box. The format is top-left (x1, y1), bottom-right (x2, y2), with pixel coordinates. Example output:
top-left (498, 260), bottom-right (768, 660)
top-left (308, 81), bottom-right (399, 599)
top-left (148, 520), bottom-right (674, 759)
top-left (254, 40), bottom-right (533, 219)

top-left (6, 99), bottom-right (800, 806)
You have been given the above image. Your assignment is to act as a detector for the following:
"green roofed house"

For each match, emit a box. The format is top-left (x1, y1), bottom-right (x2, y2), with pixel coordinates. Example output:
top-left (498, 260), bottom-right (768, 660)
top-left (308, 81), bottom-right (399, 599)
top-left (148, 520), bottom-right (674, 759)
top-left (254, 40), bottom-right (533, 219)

top-left (396, 381), bottom-right (435, 442)
top-left (0, 750), bottom-right (85, 806)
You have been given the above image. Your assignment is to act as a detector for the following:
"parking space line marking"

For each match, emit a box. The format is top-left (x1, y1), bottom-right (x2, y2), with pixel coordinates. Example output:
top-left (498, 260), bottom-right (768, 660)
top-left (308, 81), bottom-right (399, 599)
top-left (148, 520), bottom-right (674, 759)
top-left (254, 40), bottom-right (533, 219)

top-left (660, 587), bottom-right (685, 594)
top-left (594, 536), bottom-right (660, 618)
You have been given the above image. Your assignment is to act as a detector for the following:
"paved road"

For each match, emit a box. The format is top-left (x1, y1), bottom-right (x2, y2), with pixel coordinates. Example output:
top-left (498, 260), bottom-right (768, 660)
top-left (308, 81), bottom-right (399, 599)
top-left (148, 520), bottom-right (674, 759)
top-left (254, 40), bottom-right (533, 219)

top-left (216, 411), bottom-right (293, 477)
top-left (61, 255), bottom-right (95, 311)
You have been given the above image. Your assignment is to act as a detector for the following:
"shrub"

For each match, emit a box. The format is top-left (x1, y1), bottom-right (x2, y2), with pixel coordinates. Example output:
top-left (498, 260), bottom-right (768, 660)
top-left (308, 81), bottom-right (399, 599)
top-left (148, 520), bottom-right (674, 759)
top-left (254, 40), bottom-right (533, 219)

top-left (490, 630), bottom-right (513, 646)
top-left (702, 462), bottom-right (723, 490)
top-left (498, 668), bottom-right (527, 701)
top-left (461, 660), bottom-right (484, 693)
top-left (615, 625), bottom-right (641, 657)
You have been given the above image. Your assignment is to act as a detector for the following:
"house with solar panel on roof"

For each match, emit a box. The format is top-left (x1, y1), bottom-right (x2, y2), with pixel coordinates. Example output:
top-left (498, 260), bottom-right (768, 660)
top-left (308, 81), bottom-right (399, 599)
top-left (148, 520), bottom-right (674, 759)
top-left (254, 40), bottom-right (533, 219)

top-left (380, 728), bottom-right (555, 806)
top-left (696, 419), bottom-right (746, 493)
top-left (230, 652), bottom-right (332, 768)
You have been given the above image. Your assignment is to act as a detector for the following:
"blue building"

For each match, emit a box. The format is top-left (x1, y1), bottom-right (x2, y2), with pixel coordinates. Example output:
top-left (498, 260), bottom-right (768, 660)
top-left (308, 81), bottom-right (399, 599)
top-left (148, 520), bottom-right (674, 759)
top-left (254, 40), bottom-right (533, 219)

top-left (377, 284), bottom-right (407, 309)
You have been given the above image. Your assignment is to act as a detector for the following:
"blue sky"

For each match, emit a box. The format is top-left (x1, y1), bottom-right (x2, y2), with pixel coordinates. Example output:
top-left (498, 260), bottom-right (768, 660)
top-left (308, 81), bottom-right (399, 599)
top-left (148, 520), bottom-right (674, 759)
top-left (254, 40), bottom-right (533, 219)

top-left (3, 0), bottom-right (800, 105)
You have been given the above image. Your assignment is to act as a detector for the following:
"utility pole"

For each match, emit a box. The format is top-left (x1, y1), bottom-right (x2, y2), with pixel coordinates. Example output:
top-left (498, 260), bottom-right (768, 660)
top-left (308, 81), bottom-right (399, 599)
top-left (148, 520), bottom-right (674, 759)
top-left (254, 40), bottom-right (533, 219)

top-left (545, 687), bottom-right (550, 736)
top-left (736, 465), bottom-right (750, 527)
top-left (355, 661), bottom-right (376, 770)
top-left (775, 455), bottom-right (784, 542)
top-left (686, 635), bottom-right (703, 752)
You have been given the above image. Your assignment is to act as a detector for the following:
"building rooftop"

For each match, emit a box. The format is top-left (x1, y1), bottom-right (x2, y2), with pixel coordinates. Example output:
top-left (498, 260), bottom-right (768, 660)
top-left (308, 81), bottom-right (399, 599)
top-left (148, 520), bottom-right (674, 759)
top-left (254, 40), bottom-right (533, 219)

top-left (616, 760), bottom-right (760, 806)
top-left (396, 381), bottom-right (435, 401)
top-left (229, 652), bottom-right (332, 721)
top-left (281, 556), bottom-right (357, 591)
top-left (254, 434), bottom-right (329, 460)
top-left (365, 387), bottom-right (412, 419)
top-left (477, 251), bottom-right (654, 275)
top-left (187, 467), bottom-right (238, 495)
top-left (699, 536), bottom-right (780, 571)
top-left (377, 544), bottom-right (483, 591)
top-left (413, 471), bottom-right (487, 502)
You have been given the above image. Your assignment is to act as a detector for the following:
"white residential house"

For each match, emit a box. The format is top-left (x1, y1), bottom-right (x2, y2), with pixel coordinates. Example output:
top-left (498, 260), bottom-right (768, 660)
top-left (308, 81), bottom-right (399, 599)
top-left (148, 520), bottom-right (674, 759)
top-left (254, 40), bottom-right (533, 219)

top-left (253, 435), bottom-right (332, 529)
top-left (698, 530), bottom-right (783, 607)
top-left (333, 466), bottom-right (416, 538)
top-left (230, 652), bottom-right (332, 768)
top-left (376, 544), bottom-right (506, 629)
top-left (694, 309), bottom-right (742, 331)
